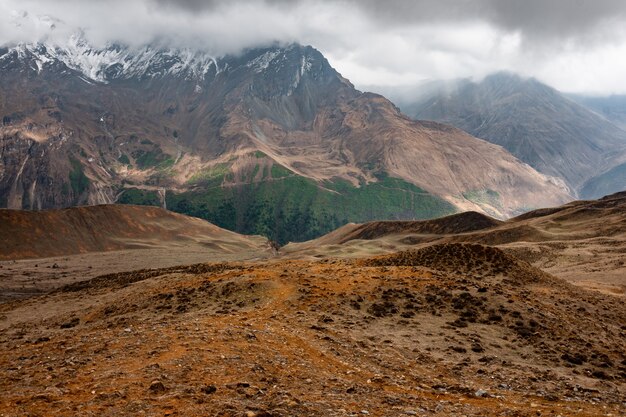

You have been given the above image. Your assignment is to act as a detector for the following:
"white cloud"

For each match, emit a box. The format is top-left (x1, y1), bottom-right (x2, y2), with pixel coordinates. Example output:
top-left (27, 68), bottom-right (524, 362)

top-left (1, 0), bottom-right (626, 94)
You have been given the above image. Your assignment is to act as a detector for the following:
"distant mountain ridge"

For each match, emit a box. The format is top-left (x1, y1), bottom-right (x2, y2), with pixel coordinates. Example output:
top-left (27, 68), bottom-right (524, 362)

top-left (568, 93), bottom-right (626, 130)
top-left (399, 72), bottom-right (626, 198)
top-left (0, 37), bottom-right (571, 242)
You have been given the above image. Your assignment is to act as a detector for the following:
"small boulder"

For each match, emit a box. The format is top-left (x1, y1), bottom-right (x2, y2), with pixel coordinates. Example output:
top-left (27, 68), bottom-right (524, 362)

top-left (474, 389), bottom-right (489, 398)
top-left (200, 385), bottom-right (217, 394)
top-left (149, 380), bottom-right (166, 393)
top-left (60, 318), bottom-right (80, 329)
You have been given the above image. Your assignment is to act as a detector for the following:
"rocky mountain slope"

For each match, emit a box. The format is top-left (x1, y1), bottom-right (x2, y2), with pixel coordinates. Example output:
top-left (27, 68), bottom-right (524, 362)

top-left (0, 38), bottom-right (571, 242)
top-left (569, 93), bottom-right (626, 130)
top-left (400, 73), bottom-right (626, 197)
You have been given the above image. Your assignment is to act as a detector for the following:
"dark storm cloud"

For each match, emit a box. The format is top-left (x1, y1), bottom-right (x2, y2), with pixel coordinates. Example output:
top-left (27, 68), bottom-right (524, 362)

top-left (359, 0), bottom-right (626, 40)
top-left (150, 0), bottom-right (626, 42)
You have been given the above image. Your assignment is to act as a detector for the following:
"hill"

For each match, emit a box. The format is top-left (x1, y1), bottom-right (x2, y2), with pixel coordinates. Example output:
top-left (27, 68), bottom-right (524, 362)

top-left (1, 242), bottom-right (623, 416)
top-left (0, 204), bottom-right (269, 261)
top-left (286, 192), bottom-right (626, 293)
top-left (0, 205), bottom-right (272, 301)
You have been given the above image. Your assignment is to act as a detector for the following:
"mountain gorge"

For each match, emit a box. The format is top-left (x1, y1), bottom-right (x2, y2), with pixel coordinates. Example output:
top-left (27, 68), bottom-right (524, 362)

top-left (0, 38), bottom-right (571, 242)
top-left (399, 73), bottom-right (626, 199)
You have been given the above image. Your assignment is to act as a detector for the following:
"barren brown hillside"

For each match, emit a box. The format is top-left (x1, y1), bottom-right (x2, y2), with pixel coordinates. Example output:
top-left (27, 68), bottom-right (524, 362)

top-left (0, 196), bottom-right (624, 416)
top-left (0, 244), bottom-right (624, 416)
top-left (285, 192), bottom-right (626, 294)
top-left (0, 205), bottom-right (272, 302)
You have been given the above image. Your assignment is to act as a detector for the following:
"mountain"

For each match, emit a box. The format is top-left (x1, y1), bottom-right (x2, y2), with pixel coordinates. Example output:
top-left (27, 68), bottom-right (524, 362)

top-left (0, 38), bottom-right (571, 242)
top-left (399, 72), bottom-right (626, 196)
top-left (566, 94), bottom-right (626, 198)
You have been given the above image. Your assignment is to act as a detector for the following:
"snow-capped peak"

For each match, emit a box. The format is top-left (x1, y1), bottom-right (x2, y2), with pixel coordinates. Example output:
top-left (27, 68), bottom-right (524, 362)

top-left (0, 33), bottom-right (325, 88)
top-left (1, 33), bottom-right (222, 83)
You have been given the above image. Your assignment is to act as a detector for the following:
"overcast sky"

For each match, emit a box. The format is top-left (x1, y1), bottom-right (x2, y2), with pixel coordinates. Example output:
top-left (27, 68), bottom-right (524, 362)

top-left (2, 0), bottom-right (626, 94)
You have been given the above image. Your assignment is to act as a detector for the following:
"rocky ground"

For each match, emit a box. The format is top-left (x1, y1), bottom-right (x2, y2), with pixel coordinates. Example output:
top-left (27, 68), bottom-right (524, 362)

top-left (1, 243), bottom-right (624, 416)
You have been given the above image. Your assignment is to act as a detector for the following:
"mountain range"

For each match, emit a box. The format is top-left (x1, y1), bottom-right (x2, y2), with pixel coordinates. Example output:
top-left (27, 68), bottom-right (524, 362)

top-left (0, 36), bottom-right (571, 242)
top-left (397, 72), bottom-right (626, 199)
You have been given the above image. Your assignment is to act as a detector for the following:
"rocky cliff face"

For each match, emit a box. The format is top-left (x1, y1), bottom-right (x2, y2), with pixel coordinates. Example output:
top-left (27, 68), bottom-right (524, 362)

top-left (0, 38), bottom-right (572, 241)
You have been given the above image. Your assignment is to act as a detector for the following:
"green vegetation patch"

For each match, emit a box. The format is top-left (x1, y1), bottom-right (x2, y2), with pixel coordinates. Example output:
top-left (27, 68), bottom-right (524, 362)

top-left (68, 158), bottom-right (90, 196)
top-left (161, 164), bottom-right (455, 244)
top-left (118, 154), bottom-right (131, 165)
top-left (462, 189), bottom-right (502, 209)
top-left (132, 148), bottom-right (175, 170)
top-left (270, 164), bottom-right (292, 179)
top-left (187, 163), bottom-right (230, 187)
top-left (117, 188), bottom-right (161, 207)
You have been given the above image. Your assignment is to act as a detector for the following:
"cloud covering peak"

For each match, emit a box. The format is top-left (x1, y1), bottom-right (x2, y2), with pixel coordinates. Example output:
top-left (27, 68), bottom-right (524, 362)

top-left (2, 0), bottom-right (626, 94)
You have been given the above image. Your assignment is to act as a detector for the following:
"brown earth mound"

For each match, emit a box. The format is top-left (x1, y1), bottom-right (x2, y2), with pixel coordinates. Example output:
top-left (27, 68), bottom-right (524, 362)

top-left (512, 190), bottom-right (626, 223)
top-left (0, 205), bottom-right (267, 260)
top-left (330, 211), bottom-right (502, 245)
top-left (285, 192), bottom-right (626, 292)
top-left (363, 243), bottom-right (554, 284)
top-left (451, 224), bottom-right (552, 246)
top-left (58, 263), bottom-right (241, 293)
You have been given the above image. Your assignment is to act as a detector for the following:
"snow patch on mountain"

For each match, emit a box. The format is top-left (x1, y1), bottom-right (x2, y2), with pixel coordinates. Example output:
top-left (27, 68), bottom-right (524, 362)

top-left (1, 34), bottom-right (222, 83)
top-left (246, 50), bottom-right (280, 73)
top-left (0, 33), bottom-right (322, 88)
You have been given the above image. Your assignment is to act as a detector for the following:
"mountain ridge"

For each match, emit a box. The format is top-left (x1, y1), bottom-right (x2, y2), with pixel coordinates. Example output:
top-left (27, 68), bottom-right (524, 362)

top-left (0, 38), bottom-right (572, 242)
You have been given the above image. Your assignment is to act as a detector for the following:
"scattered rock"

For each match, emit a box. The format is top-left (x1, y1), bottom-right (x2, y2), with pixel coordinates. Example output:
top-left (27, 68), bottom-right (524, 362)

top-left (474, 389), bottom-right (489, 398)
top-left (149, 380), bottom-right (166, 393)
top-left (60, 318), bottom-right (80, 329)
top-left (200, 385), bottom-right (217, 394)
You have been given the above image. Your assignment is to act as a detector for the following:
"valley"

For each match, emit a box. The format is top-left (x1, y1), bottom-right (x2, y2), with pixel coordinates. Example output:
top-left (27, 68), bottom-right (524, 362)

top-left (0, 194), bottom-right (624, 416)
top-left (1, 6), bottom-right (626, 416)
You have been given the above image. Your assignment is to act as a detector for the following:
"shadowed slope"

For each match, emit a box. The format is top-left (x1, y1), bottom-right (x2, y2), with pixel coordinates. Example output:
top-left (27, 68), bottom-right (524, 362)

top-left (402, 73), bottom-right (626, 194)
